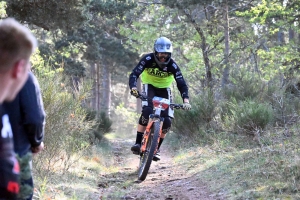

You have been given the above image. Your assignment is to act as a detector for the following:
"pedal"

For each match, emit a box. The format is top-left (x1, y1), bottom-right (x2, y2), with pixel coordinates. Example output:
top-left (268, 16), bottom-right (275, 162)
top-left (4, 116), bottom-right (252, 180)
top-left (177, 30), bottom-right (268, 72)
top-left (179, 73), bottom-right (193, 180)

top-left (152, 156), bottom-right (160, 161)
top-left (132, 150), bottom-right (140, 155)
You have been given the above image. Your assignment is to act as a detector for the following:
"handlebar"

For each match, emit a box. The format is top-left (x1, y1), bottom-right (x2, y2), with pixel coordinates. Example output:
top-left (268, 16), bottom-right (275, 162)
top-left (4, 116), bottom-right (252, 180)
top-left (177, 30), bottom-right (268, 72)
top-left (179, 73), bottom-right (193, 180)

top-left (170, 104), bottom-right (184, 109)
top-left (136, 92), bottom-right (184, 109)
top-left (136, 92), bottom-right (147, 101)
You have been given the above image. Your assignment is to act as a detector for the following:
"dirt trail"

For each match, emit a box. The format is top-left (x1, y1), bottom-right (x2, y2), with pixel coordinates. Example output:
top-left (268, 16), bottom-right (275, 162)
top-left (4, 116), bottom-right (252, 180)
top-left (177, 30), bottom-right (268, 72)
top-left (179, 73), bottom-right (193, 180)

top-left (97, 138), bottom-right (220, 200)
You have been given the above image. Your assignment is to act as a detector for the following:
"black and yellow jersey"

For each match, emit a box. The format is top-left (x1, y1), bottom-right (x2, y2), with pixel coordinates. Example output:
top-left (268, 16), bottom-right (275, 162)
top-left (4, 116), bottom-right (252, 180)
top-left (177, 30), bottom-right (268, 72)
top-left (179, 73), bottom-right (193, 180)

top-left (129, 53), bottom-right (189, 100)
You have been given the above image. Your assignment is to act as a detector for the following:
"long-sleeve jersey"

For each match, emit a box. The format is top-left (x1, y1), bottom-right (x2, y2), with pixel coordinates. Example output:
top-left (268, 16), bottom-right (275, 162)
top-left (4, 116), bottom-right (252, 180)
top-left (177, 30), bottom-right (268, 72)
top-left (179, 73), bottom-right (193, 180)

top-left (3, 71), bottom-right (45, 157)
top-left (129, 53), bottom-right (189, 100)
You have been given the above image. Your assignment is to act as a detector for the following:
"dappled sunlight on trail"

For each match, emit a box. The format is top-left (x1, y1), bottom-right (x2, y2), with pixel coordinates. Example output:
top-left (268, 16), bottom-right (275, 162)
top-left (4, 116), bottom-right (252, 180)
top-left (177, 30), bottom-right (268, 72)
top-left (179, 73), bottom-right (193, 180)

top-left (97, 132), bottom-right (219, 200)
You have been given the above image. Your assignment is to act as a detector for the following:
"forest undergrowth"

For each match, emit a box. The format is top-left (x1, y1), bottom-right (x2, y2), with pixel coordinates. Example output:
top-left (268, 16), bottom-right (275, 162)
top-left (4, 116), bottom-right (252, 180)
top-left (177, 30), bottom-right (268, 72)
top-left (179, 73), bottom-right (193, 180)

top-left (32, 120), bottom-right (300, 199)
top-left (31, 69), bottom-right (300, 199)
top-left (169, 125), bottom-right (300, 199)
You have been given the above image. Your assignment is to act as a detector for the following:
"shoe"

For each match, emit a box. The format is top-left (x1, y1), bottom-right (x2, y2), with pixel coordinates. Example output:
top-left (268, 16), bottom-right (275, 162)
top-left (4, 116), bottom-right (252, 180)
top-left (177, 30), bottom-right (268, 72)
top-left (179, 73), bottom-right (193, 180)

top-left (131, 144), bottom-right (141, 155)
top-left (153, 150), bottom-right (160, 161)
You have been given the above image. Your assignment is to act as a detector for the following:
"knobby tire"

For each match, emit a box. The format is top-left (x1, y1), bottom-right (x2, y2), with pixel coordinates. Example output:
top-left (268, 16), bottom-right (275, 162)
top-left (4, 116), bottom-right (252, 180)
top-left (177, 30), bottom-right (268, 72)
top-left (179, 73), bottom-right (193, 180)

top-left (138, 120), bottom-right (160, 181)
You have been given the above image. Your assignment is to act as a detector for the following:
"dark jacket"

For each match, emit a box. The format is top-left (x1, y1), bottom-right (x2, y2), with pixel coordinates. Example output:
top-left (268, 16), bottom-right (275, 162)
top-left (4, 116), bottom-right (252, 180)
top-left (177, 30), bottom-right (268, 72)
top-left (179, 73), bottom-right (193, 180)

top-left (3, 71), bottom-right (45, 157)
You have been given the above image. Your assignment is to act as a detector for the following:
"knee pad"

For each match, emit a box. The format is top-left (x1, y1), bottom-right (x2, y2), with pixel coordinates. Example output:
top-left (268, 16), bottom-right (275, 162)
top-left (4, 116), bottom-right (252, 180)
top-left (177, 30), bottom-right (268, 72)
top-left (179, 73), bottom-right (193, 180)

top-left (138, 106), bottom-right (152, 126)
top-left (162, 117), bottom-right (171, 134)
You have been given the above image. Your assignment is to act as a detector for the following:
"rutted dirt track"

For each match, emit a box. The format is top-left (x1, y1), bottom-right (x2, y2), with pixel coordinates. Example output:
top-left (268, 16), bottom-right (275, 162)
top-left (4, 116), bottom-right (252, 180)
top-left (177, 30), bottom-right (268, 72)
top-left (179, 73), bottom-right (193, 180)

top-left (97, 138), bottom-right (222, 200)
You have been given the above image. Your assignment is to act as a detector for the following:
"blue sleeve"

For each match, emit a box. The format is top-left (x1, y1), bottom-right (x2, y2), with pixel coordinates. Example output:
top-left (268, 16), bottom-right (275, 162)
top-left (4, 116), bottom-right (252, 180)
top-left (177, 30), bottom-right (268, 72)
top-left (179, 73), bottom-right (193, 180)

top-left (128, 54), bottom-right (150, 89)
top-left (19, 72), bottom-right (45, 147)
top-left (171, 61), bottom-right (189, 100)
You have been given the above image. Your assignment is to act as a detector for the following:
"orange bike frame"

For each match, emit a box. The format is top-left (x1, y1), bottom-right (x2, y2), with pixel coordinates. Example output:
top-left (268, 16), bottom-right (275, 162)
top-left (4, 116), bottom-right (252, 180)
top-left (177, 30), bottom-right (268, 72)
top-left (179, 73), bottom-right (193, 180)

top-left (140, 117), bottom-right (163, 153)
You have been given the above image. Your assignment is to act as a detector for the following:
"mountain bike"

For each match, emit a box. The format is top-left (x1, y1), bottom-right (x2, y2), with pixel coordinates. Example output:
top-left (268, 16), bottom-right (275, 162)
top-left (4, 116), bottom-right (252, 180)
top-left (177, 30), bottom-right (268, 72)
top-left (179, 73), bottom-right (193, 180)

top-left (136, 94), bottom-right (183, 181)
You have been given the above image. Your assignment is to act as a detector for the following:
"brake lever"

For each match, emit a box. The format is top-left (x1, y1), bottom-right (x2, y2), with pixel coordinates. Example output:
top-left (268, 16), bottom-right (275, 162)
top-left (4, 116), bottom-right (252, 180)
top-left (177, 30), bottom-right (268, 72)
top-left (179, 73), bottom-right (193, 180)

top-left (138, 93), bottom-right (148, 101)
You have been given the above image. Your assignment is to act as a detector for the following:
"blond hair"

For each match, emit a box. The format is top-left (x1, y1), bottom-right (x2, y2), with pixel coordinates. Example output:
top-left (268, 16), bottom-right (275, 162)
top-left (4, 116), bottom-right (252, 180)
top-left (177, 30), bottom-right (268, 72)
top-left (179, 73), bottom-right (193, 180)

top-left (0, 18), bottom-right (37, 72)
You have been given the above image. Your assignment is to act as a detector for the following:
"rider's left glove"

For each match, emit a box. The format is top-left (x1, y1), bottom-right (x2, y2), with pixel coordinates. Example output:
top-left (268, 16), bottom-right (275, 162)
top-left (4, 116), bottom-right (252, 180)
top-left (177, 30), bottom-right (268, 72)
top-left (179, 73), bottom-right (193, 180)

top-left (183, 102), bottom-right (191, 110)
top-left (130, 88), bottom-right (139, 98)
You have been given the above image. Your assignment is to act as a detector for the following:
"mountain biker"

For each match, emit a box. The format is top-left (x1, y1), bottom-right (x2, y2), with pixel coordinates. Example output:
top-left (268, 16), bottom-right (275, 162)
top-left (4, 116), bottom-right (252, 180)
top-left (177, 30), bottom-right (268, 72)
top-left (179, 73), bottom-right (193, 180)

top-left (128, 36), bottom-right (191, 161)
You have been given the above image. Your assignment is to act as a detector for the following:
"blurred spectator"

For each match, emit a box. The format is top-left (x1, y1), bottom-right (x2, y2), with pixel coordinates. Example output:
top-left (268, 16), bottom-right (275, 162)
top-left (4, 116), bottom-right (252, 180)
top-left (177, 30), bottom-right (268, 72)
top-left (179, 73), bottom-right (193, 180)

top-left (0, 17), bottom-right (37, 200)
top-left (4, 71), bottom-right (45, 200)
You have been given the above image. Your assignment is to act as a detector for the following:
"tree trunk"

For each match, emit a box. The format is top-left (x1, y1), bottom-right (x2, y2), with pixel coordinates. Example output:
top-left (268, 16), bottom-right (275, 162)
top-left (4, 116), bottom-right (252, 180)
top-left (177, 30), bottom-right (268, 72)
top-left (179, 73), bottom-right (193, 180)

top-left (185, 12), bottom-right (212, 88)
top-left (96, 63), bottom-right (100, 113)
top-left (277, 28), bottom-right (285, 45)
top-left (174, 2), bottom-right (213, 89)
top-left (298, 29), bottom-right (300, 52)
top-left (107, 70), bottom-right (111, 117)
top-left (101, 63), bottom-right (111, 117)
top-left (90, 62), bottom-right (97, 110)
top-left (289, 28), bottom-right (294, 41)
top-left (221, 1), bottom-right (230, 87)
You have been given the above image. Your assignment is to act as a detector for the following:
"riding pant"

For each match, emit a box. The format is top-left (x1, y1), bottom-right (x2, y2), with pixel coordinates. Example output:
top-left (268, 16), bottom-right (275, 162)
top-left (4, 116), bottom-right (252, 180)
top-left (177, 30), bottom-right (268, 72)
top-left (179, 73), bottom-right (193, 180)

top-left (138, 84), bottom-right (174, 134)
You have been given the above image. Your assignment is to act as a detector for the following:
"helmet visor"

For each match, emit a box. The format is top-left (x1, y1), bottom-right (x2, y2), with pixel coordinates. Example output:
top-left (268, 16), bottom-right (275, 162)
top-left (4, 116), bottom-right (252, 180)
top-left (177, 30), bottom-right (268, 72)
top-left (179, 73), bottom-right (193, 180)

top-left (154, 43), bottom-right (172, 53)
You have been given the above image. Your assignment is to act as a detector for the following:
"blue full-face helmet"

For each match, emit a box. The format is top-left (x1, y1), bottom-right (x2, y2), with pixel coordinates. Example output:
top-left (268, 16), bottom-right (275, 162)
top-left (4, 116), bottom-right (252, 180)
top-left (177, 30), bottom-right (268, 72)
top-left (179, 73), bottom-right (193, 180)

top-left (153, 37), bottom-right (173, 68)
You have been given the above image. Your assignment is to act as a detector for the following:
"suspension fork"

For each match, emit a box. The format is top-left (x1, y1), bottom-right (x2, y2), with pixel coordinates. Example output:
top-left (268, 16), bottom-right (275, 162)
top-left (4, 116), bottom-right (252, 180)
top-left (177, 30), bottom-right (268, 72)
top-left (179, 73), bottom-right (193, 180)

top-left (155, 119), bottom-right (164, 154)
top-left (140, 114), bottom-right (164, 153)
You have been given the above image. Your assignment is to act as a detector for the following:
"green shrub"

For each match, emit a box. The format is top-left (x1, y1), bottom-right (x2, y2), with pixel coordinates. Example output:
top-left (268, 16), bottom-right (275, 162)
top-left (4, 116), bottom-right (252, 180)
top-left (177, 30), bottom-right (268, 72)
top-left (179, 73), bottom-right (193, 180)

top-left (269, 93), bottom-right (300, 126)
top-left (94, 111), bottom-right (113, 140)
top-left (223, 68), bottom-right (266, 101)
top-left (85, 109), bottom-right (113, 142)
top-left (227, 99), bottom-right (274, 133)
top-left (266, 77), bottom-right (300, 126)
top-left (172, 89), bottom-right (217, 138)
top-left (0, 2), bottom-right (6, 18)
top-left (33, 72), bottom-right (95, 176)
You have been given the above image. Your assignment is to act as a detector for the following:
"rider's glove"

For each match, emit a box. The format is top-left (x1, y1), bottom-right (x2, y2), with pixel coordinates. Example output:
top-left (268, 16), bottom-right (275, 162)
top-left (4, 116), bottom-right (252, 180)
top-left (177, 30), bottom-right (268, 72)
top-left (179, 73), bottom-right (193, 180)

top-left (130, 88), bottom-right (139, 98)
top-left (183, 102), bottom-right (191, 110)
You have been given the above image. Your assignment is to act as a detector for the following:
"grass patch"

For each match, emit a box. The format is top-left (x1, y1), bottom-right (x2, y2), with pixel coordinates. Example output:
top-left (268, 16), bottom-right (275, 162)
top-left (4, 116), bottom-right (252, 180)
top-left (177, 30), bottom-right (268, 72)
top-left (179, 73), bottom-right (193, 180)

top-left (33, 138), bottom-right (115, 199)
top-left (171, 126), bottom-right (300, 199)
top-left (33, 130), bottom-right (140, 200)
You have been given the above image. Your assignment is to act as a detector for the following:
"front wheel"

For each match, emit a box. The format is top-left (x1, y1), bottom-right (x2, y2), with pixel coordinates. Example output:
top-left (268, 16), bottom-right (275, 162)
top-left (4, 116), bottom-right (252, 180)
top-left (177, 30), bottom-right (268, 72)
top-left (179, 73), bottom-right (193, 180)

top-left (138, 121), bottom-right (160, 181)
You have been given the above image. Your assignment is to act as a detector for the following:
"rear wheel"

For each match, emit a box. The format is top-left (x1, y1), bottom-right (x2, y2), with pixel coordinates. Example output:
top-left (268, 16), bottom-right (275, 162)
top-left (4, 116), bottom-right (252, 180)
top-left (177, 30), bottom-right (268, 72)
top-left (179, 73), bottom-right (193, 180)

top-left (138, 121), bottom-right (160, 181)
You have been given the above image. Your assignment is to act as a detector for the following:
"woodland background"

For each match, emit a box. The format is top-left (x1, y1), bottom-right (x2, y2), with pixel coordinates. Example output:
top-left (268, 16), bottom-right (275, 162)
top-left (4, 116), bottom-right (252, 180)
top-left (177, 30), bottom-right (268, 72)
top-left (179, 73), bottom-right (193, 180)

top-left (2, 0), bottom-right (300, 199)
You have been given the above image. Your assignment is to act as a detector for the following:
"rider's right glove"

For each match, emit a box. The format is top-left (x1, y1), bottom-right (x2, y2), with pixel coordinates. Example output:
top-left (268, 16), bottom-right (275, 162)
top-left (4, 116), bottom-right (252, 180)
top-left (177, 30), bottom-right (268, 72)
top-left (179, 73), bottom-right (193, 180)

top-left (183, 102), bottom-right (191, 110)
top-left (130, 88), bottom-right (139, 98)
